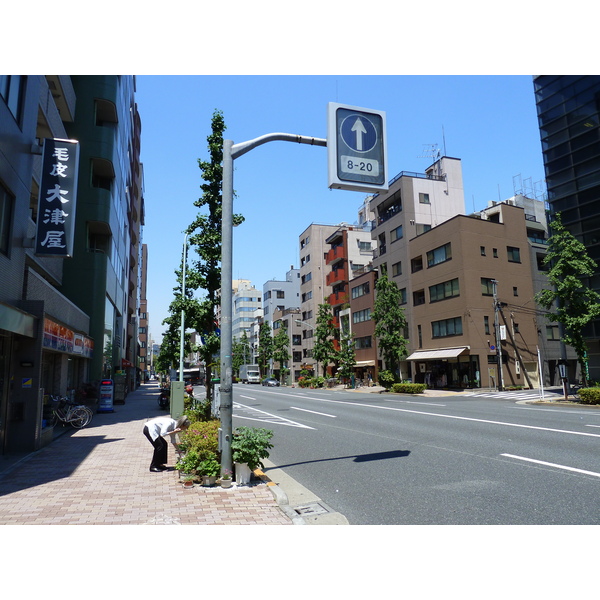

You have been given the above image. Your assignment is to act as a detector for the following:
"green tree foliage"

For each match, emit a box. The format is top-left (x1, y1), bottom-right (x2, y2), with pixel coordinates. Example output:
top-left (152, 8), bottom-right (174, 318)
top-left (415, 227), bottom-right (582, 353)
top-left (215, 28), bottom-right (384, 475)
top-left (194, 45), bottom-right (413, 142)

top-left (336, 331), bottom-right (356, 383)
top-left (371, 270), bottom-right (408, 381)
top-left (232, 331), bottom-right (252, 377)
top-left (273, 326), bottom-right (290, 383)
top-left (258, 322), bottom-right (273, 377)
top-left (313, 302), bottom-right (337, 377)
top-left (536, 212), bottom-right (600, 386)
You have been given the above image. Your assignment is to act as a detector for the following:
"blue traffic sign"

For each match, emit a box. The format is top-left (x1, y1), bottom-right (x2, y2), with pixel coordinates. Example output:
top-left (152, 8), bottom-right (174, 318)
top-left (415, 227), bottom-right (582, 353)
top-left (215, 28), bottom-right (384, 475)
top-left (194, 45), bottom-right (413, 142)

top-left (327, 102), bottom-right (388, 193)
top-left (340, 114), bottom-right (378, 153)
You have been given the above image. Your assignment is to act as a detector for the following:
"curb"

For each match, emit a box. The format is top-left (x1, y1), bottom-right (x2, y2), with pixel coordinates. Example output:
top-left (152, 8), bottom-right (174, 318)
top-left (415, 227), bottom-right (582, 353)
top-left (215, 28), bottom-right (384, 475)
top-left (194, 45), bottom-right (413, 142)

top-left (253, 467), bottom-right (307, 525)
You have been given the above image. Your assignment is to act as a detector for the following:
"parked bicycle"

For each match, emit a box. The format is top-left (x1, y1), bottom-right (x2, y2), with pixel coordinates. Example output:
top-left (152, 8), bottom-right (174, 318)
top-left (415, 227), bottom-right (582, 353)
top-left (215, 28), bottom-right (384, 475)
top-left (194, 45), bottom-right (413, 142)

top-left (48, 396), bottom-right (93, 429)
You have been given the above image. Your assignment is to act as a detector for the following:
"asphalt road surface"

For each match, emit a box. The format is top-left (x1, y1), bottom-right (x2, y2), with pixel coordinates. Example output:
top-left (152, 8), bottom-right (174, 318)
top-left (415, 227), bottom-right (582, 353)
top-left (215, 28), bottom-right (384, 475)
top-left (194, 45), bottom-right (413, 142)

top-left (228, 384), bottom-right (600, 525)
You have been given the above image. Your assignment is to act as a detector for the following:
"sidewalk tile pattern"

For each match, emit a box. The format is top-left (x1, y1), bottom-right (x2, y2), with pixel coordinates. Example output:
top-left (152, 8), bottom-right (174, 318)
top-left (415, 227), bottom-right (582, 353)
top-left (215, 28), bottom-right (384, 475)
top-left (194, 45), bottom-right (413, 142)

top-left (0, 384), bottom-right (292, 525)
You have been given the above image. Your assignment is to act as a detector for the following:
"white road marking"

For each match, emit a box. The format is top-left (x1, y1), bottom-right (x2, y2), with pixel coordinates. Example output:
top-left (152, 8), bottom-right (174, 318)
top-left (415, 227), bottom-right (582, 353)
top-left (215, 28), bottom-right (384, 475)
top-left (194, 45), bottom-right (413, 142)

top-left (290, 406), bottom-right (337, 418)
top-left (501, 454), bottom-right (600, 478)
top-left (233, 401), bottom-right (314, 429)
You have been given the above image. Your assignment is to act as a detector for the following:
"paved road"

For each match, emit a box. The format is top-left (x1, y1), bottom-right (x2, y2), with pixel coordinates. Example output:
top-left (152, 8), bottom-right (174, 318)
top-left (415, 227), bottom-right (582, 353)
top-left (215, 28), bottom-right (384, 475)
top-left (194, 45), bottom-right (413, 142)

top-left (230, 384), bottom-right (600, 525)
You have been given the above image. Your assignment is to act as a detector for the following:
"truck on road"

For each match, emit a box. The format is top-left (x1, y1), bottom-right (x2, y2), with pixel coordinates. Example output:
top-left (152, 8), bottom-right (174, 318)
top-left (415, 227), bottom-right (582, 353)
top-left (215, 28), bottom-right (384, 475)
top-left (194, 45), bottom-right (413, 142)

top-left (239, 364), bottom-right (261, 384)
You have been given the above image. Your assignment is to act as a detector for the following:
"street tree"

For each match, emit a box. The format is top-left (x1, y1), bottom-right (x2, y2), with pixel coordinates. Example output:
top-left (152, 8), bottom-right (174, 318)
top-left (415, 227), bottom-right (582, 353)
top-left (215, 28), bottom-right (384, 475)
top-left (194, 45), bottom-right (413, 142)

top-left (536, 212), bottom-right (600, 386)
top-left (258, 322), bottom-right (273, 377)
top-left (336, 331), bottom-right (356, 385)
top-left (313, 302), bottom-right (337, 377)
top-left (272, 326), bottom-right (291, 383)
top-left (232, 331), bottom-right (252, 377)
top-left (183, 109), bottom-right (243, 399)
top-left (371, 270), bottom-right (408, 381)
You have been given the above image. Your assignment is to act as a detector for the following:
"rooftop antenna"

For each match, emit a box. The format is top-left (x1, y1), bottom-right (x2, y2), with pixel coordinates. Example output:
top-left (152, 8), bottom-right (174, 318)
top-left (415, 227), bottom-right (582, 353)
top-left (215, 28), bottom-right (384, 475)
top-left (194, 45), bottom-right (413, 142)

top-left (442, 125), bottom-right (447, 156)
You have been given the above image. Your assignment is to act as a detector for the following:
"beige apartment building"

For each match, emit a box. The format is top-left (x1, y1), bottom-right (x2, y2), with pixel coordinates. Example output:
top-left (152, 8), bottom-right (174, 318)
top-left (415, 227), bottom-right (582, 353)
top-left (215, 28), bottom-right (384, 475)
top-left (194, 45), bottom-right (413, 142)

top-left (407, 202), bottom-right (554, 389)
top-left (298, 223), bottom-right (339, 373)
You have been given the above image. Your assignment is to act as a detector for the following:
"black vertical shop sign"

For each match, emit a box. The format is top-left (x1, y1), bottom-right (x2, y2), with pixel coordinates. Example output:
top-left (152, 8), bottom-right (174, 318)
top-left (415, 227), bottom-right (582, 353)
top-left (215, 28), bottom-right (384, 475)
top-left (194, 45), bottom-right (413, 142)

top-left (35, 138), bottom-right (80, 257)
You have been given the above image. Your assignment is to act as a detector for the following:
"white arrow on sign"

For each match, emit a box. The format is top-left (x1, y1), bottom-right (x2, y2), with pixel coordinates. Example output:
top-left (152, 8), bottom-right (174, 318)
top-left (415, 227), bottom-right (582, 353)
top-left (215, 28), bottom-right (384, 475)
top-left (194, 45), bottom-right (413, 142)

top-left (351, 117), bottom-right (367, 151)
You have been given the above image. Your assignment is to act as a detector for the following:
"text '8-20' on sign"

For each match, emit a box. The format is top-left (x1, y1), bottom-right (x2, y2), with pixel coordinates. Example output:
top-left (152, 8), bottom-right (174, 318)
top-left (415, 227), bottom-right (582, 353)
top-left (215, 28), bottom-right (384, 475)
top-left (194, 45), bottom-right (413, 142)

top-left (327, 102), bottom-right (388, 193)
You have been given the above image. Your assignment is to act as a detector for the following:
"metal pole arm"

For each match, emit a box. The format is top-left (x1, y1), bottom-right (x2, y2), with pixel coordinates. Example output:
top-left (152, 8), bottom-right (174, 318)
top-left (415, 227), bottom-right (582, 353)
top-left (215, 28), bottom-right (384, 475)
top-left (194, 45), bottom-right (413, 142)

top-left (232, 133), bottom-right (327, 159)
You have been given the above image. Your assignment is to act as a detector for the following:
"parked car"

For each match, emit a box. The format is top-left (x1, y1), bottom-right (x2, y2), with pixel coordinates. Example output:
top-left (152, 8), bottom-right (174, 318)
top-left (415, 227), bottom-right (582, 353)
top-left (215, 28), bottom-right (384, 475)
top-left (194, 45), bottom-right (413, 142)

top-left (261, 377), bottom-right (280, 387)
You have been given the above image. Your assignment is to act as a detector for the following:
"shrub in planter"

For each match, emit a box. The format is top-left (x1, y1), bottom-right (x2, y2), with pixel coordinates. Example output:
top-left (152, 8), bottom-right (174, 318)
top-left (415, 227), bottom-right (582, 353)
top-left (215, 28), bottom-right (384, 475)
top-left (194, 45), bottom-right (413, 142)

top-left (391, 382), bottom-right (427, 394)
top-left (378, 370), bottom-right (396, 389)
top-left (577, 388), bottom-right (600, 405)
top-left (231, 426), bottom-right (274, 470)
top-left (179, 419), bottom-right (220, 460)
top-left (197, 456), bottom-right (220, 477)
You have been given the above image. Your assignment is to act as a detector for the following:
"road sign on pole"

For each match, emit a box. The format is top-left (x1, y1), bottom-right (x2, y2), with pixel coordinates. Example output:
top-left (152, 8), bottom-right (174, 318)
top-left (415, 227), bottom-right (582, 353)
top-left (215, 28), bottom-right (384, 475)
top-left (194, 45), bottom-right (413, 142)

top-left (327, 102), bottom-right (388, 193)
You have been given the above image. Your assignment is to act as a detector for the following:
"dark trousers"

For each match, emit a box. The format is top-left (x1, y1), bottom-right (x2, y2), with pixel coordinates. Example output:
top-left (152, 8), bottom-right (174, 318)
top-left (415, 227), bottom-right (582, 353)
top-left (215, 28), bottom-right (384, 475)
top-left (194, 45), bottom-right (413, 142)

top-left (143, 426), bottom-right (168, 467)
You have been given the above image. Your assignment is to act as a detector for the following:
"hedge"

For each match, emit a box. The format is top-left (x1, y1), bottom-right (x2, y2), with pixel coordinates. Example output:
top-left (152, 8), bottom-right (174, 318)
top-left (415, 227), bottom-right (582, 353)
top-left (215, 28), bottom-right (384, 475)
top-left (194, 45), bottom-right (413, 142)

top-left (577, 388), bottom-right (600, 405)
top-left (390, 382), bottom-right (427, 394)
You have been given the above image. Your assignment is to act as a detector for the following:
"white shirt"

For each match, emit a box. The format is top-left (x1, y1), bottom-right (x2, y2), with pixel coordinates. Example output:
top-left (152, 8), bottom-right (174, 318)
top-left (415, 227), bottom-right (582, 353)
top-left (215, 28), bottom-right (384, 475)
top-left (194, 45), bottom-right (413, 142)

top-left (145, 416), bottom-right (177, 442)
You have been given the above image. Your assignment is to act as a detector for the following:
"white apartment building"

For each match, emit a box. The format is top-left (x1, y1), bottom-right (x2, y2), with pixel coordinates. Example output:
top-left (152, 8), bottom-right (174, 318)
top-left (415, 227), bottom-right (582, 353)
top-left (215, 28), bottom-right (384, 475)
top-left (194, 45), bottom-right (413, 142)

top-left (232, 279), bottom-right (263, 342)
top-left (262, 267), bottom-right (301, 322)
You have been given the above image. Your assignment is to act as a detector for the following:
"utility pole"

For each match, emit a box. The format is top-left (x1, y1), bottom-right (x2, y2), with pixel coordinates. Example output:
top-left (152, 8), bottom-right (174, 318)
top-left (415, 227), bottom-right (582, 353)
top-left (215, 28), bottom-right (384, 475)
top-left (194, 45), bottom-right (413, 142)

top-left (492, 279), bottom-right (504, 391)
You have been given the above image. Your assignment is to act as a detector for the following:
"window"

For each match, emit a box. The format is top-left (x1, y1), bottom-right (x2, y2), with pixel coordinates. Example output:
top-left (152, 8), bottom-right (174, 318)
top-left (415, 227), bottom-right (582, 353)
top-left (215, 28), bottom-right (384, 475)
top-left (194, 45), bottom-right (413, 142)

top-left (429, 278), bottom-right (460, 302)
top-left (392, 261), bottom-right (402, 277)
top-left (390, 225), bottom-right (403, 242)
top-left (301, 272), bottom-right (312, 284)
top-left (419, 192), bottom-right (430, 204)
top-left (416, 223), bottom-right (431, 235)
top-left (277, 290), bottom-right (285, 299)
top-left (301, 291), bottom-right (312, 302)
top-left (353, 308), bottom-right (371, 323)
top-left (0, 184), bottom-right (14, 256)
top-left (0, 75), bottom-right (24, 121)
top-left (399, 288), bottom-right (407, 305)
top-left (480, 246), bottom-right (486, 256)
top-left (413, 289), bottom-right (425, 306)
top-left (536, 252), bottom-right (548, 271)
top-left (378, 232), bottom-right (386, 256)
top-left (355, 336), bottom-right (372, 349)
top-left (351, 282), bottom-right (370, 299)
top-left (358, 241), bottom-right (371, 251)
top-left (432, 317), bottom-right (463, 338)
top-left (427, 243), bottom-right (452, 267)
top-left (481, 278), bottom-right (495, 296)
top-left (493, 248), bottom-right (498, 258)
top-left (301, 254), bottom-right (310, 266)
top-left (411, 256), bottom-right (423, 273)
top-left (507, 246), bottom-right (521, 262)
top-left (546, 325), bottom-right (560, 340)
top-left (484, 316), bottom-right (490, 335)
top-left (513, 286), bottom-right (518, 296)
top-left (418, 324), bottom-right (422, 348)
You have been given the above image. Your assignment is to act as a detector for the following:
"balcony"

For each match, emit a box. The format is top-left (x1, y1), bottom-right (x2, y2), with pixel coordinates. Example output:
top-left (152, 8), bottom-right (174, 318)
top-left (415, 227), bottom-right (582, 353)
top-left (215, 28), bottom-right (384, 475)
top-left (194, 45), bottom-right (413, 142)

top-left (325, 245), bottom-right (347, 265)
top-left (326, 267), bottom-right (348, 286)
top-left (328, 291), bottom-right (349, 307)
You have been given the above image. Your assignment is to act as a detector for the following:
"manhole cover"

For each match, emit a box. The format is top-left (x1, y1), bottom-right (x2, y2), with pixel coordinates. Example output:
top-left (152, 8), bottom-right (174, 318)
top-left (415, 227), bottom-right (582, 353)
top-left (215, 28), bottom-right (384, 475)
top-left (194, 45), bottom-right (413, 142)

top-left (293, 502), bottom-right (330, 516)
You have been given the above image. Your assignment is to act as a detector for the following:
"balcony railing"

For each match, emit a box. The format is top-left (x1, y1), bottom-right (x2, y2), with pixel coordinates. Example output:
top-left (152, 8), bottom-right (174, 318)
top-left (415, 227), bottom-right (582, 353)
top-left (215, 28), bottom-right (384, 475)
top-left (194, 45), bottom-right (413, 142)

top-left (326, 267), bottom-right (348, 286)
top-left (325, 245), bottom-right (347, 265)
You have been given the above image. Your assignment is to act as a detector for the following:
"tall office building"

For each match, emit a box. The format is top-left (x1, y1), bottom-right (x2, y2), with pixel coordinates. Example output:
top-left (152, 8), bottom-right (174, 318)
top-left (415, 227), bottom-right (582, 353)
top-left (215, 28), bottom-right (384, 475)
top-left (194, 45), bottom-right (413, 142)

top-left (534, 75), bottom-right (600, 379)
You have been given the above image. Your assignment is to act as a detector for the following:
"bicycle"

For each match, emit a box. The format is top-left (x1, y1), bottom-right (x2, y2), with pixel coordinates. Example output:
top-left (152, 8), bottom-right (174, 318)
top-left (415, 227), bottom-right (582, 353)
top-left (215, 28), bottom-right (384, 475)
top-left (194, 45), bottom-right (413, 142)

top-left (48, 397), bottom-right (93, 429)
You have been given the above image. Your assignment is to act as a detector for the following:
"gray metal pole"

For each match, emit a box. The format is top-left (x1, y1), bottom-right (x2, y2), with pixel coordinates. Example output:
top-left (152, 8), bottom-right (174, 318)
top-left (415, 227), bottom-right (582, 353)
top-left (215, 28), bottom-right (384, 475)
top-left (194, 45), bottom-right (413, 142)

top-left (179, 233), bottom-right (188, 382)
top-left (219, 140), bottom-right (234, 476)
top-left (220, 132), bottom-right (326, 477)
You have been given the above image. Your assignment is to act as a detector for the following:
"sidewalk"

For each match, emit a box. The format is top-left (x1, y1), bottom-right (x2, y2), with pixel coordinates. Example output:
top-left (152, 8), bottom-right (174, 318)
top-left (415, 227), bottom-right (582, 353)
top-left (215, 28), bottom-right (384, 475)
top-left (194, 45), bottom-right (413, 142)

top-left (0, 382), bottom-right (293, 525)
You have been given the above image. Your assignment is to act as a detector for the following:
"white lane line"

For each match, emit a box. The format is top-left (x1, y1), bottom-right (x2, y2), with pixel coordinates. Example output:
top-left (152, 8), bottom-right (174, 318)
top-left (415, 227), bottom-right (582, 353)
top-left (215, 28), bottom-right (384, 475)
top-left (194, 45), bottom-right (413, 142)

top-left (290, 406), bottom-right (337, 418)
top-left (514, 406), bottom-right (600, 416)
top-left (261, 391), bottom-right (600, 438)
top-left (501, 454), bottom-right (600, 478)
top-left (233, 401), bottom-right (314, 429)
top-left (240, 395), bottom-right (256, 400)
top-left (586, 425), bottom-right (600, 428)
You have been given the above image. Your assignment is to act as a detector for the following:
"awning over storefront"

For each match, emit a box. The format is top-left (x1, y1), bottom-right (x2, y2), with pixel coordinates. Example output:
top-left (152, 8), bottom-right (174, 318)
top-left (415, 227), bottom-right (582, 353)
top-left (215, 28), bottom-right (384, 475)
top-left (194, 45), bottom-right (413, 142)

top-left (406, 347), bottom-right (469, 361)
top-left (355, 360), bottom-right (376, 366)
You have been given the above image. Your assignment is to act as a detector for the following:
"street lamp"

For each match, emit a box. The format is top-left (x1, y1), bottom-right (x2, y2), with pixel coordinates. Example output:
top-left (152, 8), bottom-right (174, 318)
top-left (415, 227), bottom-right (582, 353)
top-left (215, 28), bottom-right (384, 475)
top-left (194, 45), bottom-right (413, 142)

top-left (295, 319), bottom-right (319, 376)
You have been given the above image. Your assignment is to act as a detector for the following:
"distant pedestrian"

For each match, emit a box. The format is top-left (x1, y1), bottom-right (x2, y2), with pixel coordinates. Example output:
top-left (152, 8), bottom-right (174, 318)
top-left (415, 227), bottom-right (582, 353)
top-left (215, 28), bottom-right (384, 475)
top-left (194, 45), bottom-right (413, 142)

top-left (143, 415), bottom-right (190, 472)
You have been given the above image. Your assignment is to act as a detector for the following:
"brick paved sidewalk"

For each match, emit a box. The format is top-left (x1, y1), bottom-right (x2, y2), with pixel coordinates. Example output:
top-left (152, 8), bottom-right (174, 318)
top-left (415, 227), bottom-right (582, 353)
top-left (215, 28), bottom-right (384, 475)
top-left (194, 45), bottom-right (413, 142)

top-left (0, 383), bottom-right (292, 525)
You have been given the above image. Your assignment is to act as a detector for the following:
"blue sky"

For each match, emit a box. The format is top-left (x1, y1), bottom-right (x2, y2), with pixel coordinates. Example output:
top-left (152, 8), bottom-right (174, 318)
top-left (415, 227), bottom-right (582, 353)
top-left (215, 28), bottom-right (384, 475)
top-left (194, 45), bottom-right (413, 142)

top-left (136, 75), bottom-right (546, 343)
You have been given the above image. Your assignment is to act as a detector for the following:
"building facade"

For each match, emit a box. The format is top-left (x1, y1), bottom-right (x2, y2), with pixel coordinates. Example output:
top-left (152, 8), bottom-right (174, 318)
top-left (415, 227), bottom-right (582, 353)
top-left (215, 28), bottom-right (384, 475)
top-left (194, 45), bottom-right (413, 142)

top-left (298, 223), bottom-right (339, 373)
top-left (534, 75), bottom-right (600, 380)
top-left (231, 279), bottom-right (262, 342)
top-left (1, 77), bottom-right (90, 453)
